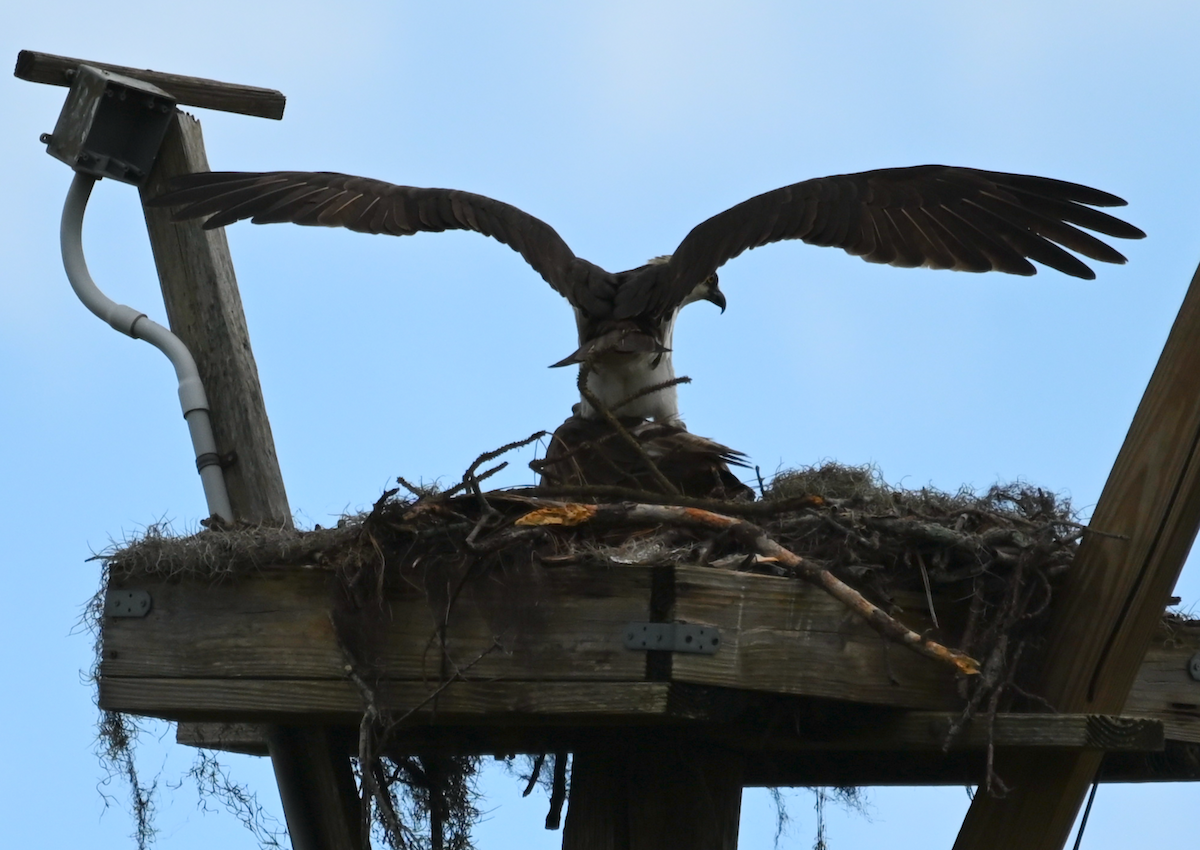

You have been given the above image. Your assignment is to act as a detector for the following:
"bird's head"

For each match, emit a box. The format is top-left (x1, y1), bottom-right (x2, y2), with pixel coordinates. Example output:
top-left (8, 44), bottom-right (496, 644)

top-left (686, 273), bottom-right (726, 313)
top-left (646, 255), bottom-right (725, 313)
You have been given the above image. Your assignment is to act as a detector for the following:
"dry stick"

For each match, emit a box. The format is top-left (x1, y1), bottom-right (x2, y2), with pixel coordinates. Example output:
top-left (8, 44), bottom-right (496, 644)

top-left (576, 362), bottom-right (680, 496)
top-left (916, 551), bottom-right (940, 629)
top-left (610, 375), bottom-right (692, 413)
top-left (338, 635), bottom-right (499, 845)
top-left (522, 754), bottom-right (547, 797)
top-left (518, 501), bottom-right (980, 675)
top-left (442, 431), bottom-right (548, 500)
top-left (524, 484), bottom-right (823, 515)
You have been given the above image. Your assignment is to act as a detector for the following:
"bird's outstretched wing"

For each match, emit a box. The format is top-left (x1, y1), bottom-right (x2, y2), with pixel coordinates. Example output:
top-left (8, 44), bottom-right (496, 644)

top-left (148, 171), bottom-right (619, 315)
top-left (621, 166), bottom-right (1145, 319)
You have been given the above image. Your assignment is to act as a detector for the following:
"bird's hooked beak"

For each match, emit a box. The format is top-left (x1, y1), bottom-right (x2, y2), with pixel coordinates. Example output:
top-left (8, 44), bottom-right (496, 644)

top-left (704, 274), bottom-right (726, 313)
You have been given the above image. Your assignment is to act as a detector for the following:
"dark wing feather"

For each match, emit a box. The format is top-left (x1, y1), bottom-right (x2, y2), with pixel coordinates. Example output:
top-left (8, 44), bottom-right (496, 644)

top-left (148, 171), bottom-right (613, 311)
top-left (626, 166), bottom-right (1144, 319)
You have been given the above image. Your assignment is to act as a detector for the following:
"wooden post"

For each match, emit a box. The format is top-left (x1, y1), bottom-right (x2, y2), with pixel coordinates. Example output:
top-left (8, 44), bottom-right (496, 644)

top-left (953, 258), bottom-right (1200, 850)
top-left (139, 111), bottom-right (360, 850)
top-left (563, 735), bottom-right (744, 850)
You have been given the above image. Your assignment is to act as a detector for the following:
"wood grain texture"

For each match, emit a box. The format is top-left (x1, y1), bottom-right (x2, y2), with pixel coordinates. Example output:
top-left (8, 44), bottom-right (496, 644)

top-left (737, 712), bottom-right (1163, 752)
top-left (670, 565), bottom-right (961, 709)
top-left (138, 113), bottom-right (292, 524)
top-left (14, 50), bottom-right (285, 119)
top-left (102, 565), bottom-right (652, 684)
top-left (101, 679), bottom-right (675, 721)
top-left (174, 711), bottom-right (1164, 756)
top-left (101, 564), bottom-right (1199, 735)
top-left (954, 260), bottom-right (1200, 850)
top-left (1124, 618), bottom-right (1200, 743)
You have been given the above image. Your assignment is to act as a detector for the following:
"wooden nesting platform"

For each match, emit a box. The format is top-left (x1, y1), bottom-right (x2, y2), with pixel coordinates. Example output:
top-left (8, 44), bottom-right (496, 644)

top-left (98, 560), bottom-right (1200, 786)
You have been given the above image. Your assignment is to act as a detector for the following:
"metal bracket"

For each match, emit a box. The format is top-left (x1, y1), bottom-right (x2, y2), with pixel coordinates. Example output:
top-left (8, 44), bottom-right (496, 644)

top-left (624, 622), bottom-right (721, 655)
top-left (105, 589), bottom-right (152, 618)
top-left (1189, 652), bottom-right (1200, 682)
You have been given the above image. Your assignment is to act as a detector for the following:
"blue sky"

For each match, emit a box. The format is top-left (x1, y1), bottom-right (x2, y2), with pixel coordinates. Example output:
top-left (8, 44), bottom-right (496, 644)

top-left (3, 2), bottom-right (1198, 847)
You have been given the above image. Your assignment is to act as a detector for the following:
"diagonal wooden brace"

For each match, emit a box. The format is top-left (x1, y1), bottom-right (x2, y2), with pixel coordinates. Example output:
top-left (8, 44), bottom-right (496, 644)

top-left (954, 259), bottom-right (1200, 849)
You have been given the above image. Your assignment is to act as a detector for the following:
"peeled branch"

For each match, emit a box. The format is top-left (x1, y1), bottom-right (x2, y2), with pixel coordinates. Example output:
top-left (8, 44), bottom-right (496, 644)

top-left (516, 501), bottom-right (981, 676)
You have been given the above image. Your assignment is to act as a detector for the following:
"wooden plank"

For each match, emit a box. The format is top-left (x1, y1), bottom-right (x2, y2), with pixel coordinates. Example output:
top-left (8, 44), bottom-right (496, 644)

top-left (14, 49), bottom-right (285, 119)
top-left (102, 563), bottom-right (1200, 738)
top-left (102, 565), bottom-right (652, 683)
top-left (1124, 618), bottom-right (1200, 743)
top-left (174, 711), bottom-right (1163, 754)
top-left (177, 722), bottom-right (270, 756)
top-left (954, 263), bottom-right (1200, 850)
top-left (737, 712), bottom-right (1163, 752)
top-left (139, 113), bottom-right (291, 523)
top-left (670, 565), bottom-right (960, 709)
top-left (745, 741), bottom-right (1200, 787)
top-left (102, 679), bottom-right (675, 721)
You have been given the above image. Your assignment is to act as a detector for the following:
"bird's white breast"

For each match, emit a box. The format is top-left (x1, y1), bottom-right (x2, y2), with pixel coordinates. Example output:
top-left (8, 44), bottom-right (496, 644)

top-left (574, 306), bottom-right (683, 423)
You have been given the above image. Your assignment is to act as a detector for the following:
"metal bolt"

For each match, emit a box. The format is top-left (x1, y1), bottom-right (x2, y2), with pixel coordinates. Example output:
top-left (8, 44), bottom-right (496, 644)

top-left (1189, 652), bottom-right (1200, 682)
top-left (39, 132), bottom-right (52, 144)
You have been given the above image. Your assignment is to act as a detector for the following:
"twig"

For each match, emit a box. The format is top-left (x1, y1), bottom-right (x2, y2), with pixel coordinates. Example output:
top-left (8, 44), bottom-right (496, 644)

top-left (442, 431), bottom-right (548, 500)
top-left (523, 754), bottom-right (546, 797)
top-left (576, 362), bottom-right (680, 496)
top-left (520, 484), bottom-right (823, 515)
top-left (915, 551), bottom-right (940, 629)
top-left (610, 375), bottom-right (692, 413)
top-left (515, 501), bottom-right (981, 675)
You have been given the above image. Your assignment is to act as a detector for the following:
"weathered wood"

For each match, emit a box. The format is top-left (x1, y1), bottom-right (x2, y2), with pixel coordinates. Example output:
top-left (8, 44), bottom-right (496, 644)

top-left (670, 566), bottom-right (961, 709)
top-left (724, 712), bottom-right (1165, 753)
top-left (173, 711), bottom-right (1164, 755)
top-left (266, 726), bottom-right (361, 850)
top-left (139, 113), bottom-right (291, 524)
top-left (178, 722), bottom-right (271, 756)
top-left (102, 679), bottom-right (677, 721)
top-left (14, 50), bottom-right (285, 119)
top-left (563, 736), bottom-right (743, 850)
top-left (1124, 617), bottom-right (1200, 743)
top-left (136, 111), bottom-right (351, 850)
top-left (954, 262), bottom-right (1200, 850)
top-left (745, 740), bottom-right (1200, 787)
top-left (102, 565), bottom-right (652, 683)
top-left (100, 565), bottom-right (1200, 740)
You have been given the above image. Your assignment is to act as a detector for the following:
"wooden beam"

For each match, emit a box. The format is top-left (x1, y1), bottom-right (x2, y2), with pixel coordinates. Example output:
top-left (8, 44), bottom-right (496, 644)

top-left (136, 112), bottom-right (353, 850)
top-left (744, 740), bottom-right (1200, 787)
top-left (138, 113), bottom-right (290, 523)
top-left (954, 260), bottom-right (1200, 850)
top-left (563, 736), bottom-right (744, 850)
top-left (102, 679), bottom-right (679, 722)
top-left (13, 50), bottom-right (285, 119)
top-left (100, 565), bottom-right (1200, 740)
top-left (172, 710), bottom-right (1165, 755)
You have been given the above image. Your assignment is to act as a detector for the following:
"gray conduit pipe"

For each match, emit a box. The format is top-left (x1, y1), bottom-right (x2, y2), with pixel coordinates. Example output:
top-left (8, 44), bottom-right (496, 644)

top-left (61, 172), bottom-right (234, 524)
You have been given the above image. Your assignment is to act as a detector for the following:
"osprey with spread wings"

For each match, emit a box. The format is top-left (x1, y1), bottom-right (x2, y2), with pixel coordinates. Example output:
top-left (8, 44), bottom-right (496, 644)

top-left (151, 166), bottom-right (1143, 495)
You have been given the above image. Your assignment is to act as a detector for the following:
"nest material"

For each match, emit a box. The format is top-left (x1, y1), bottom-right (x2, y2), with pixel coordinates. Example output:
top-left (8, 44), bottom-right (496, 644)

top-left (103, 462), bottom-right (1093, 839)
top-left (106, 462), bottom-right (1082, 708)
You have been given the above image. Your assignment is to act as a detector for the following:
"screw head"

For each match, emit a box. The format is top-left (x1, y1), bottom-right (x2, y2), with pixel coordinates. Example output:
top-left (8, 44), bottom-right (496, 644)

top-left (1188, 652), bottom-right (1200, 682)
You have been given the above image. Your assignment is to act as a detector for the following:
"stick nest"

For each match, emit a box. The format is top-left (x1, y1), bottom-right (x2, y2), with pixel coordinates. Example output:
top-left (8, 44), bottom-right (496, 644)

top-left (101, 461), bottom-right (1092, 843)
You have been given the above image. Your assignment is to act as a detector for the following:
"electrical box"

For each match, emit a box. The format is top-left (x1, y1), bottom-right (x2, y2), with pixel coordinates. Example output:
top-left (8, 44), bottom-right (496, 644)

top-left (43, 64), bottom-right (176, 186)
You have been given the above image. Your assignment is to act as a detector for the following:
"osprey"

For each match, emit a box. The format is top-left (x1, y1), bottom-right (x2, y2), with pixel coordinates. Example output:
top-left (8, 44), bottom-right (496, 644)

top-left (151, 166), bottom-right (1144, 426)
